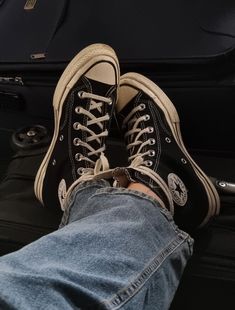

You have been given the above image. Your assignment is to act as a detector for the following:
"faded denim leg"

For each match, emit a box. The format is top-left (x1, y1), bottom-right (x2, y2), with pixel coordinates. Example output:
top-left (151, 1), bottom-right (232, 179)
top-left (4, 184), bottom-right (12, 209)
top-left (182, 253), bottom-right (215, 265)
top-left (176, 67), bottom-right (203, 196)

top-left (0, 180), bottom-right (193, 310)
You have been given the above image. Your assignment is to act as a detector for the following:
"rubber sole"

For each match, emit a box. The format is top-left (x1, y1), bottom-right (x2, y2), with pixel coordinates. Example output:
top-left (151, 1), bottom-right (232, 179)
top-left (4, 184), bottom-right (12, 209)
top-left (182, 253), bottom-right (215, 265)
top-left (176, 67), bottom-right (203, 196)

top-left (34, 43), bottom-right (120, 205)
top-left (119, 72), bottom-right (220, 227)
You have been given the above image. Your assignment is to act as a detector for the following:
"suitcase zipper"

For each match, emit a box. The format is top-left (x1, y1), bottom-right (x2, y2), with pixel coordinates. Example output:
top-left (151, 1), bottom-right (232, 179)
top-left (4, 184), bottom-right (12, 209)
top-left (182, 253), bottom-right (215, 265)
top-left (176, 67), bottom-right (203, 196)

top-left (0, 76), bottom-right (24, 86)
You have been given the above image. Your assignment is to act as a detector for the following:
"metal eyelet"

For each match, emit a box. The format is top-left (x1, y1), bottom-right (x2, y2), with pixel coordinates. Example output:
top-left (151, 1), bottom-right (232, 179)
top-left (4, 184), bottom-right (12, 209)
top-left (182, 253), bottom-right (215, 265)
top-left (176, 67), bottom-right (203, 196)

top-left (52, 159), bottom-right (56, 166)
top-left (149, 138), bottom-right (156, 145)
top-left (77, 167), bottom-right (85, 175)
top-left (73, 138), bottom-right (81, 146)
top-left (148, 127), bottom-right (154, 133)
top-left (78, 91), bottom-right (84, 99)
top-left (145, 160), bottom-right (153, 167)
top-left (144, 114), bottom-right (150, 121)
top-left (75, 106), bottom-right (81, 114)
top-left (149, 150), bottom-right (155, 157)
top-left (73, 122), bottom-right (80, 130)
top-left (139, 103), bottom-right (146, 110)
top-left (108, 98), bottom-right (113, 106)
top-left (165, 137), bottom-right (171, 143)
top-left (181, 158), bottom-right (187, 164)
top-left (59, 135), bottom-right (64, 141)
top-left (75, 153), bottom-right (82, 161)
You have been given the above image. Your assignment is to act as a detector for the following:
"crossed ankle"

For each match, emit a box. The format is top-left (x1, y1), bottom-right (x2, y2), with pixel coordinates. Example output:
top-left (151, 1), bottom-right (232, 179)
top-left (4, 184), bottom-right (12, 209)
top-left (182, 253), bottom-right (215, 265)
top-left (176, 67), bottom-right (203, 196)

top-left (112, 167), bottom-right (167, 209)
top-left (127, 182), bottom-right (166, 208)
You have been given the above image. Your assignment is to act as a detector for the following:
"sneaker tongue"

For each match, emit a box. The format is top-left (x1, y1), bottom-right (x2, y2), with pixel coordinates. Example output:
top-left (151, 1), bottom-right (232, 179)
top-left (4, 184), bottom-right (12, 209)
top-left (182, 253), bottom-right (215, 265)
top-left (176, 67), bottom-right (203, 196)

top-left (86, 78), bottom-right (113, 97)
top-left (117, 92), bottom-right (146, 127)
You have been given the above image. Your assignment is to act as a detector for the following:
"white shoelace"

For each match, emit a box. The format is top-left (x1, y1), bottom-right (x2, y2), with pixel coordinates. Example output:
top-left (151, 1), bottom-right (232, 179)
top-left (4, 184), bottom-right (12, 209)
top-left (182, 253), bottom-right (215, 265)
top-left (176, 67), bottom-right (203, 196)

top-left (62, 91), bottom-right (114, 210)
top-left (123, 105), bottom-right (154, 162)
top-left (123, 104), bottom-right (174, 214)
top-left (74, 91), bottom-right (112, 173)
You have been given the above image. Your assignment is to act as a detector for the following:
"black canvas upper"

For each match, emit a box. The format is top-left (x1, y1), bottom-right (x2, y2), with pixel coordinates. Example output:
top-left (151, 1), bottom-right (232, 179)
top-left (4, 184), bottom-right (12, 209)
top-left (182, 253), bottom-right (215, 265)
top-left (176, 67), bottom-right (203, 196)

top-left (118, 91), bottom-right (215, 232)
top-left (42, 76), bottom-right (117, 209)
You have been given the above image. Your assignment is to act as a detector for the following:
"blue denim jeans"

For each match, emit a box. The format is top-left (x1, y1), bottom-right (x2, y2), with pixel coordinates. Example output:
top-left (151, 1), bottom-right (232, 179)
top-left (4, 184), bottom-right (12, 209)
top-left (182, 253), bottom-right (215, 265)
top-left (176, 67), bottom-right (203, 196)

top-left (0, 180), bottom-right (193, 310)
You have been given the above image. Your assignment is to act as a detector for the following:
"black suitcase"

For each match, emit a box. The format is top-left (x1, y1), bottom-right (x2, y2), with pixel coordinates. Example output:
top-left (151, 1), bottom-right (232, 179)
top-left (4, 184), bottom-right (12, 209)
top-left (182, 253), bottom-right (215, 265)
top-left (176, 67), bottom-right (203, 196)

top-left (0, 124), bottom-right (61, 255)
top-left (0, 1), bottom-right (235, 309)
top-left (0, 0), bottom-right (235, 154)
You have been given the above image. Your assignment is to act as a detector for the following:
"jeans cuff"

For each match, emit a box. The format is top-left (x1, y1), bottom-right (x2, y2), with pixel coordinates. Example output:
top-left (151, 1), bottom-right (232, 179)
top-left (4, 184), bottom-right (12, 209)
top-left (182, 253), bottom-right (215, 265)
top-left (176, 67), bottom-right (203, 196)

top-left (59, 179), bottom-right (110, 228)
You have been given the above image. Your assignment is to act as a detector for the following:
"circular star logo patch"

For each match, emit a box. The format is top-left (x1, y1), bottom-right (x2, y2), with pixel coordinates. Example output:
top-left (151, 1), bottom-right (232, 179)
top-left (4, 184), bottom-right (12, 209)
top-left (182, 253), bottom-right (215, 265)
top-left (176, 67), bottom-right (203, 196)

top-left (167, 173), bottom-right (188, 206)
top-left (58, 179), bottom-right (67, 211)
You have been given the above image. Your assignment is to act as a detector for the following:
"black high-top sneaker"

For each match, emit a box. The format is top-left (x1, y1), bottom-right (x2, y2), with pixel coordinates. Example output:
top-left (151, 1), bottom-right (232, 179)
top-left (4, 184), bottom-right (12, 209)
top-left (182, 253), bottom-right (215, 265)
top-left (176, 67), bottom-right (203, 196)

top-left (116, 72), bottom-right (220, 232)
top-left (34, 44), bottom-right (120, 210)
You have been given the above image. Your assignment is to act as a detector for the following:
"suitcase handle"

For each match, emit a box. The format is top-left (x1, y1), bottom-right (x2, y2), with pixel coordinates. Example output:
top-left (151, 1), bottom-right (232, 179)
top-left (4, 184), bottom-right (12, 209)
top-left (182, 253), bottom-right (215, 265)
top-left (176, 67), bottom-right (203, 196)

top-left (210, 177), bottom-right (235, 195)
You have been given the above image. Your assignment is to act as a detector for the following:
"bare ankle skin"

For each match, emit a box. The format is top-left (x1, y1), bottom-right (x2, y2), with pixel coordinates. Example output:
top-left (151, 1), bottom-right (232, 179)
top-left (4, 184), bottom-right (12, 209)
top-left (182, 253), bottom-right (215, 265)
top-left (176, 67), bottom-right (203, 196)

top-left (127, 182), bottom-right (164, 208)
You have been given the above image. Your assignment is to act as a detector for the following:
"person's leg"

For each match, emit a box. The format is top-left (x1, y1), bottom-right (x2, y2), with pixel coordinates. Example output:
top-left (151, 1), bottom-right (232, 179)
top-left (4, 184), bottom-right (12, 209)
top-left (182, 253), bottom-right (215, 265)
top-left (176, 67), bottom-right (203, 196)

top-left (0, 179), bottom-right (193, 310)
top-left (0, 45), bottom-right (217, 310)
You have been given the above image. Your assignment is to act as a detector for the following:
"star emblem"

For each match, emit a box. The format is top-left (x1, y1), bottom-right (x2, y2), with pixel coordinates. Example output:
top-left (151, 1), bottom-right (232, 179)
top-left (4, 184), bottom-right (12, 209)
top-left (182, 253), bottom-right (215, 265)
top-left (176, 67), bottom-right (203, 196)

top-left (167, 173), bottom-right (188, 206)
top-left (173, 181), bottom-right (184, 196)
